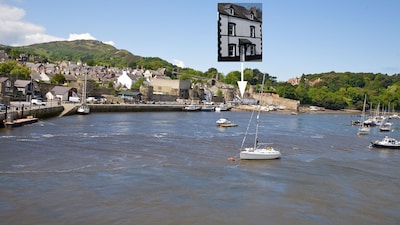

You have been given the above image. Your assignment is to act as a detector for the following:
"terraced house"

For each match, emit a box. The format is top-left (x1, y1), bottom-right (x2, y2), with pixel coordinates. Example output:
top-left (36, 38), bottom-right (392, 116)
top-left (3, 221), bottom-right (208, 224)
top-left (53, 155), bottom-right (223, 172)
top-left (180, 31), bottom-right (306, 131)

top-left (217, 3), bottom-right (262, 62)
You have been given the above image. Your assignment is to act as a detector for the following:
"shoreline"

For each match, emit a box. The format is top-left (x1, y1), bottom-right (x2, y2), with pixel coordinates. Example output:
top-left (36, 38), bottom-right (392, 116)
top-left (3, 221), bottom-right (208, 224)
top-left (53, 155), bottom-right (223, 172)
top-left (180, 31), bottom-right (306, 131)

top-left (233, 105), bottom-right (361, 114)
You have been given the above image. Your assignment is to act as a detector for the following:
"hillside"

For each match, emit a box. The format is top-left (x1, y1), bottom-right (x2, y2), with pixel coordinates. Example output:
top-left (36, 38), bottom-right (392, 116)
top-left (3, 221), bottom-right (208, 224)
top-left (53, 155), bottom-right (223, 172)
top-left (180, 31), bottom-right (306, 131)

top-left (0, 40), bottom-right (174, 70)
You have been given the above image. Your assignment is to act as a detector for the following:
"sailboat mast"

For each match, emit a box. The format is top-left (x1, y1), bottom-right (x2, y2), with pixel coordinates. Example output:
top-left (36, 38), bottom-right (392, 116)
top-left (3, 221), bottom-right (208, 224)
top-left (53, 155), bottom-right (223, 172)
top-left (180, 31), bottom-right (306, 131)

top-left (253, 74), bottom-right (266, 150)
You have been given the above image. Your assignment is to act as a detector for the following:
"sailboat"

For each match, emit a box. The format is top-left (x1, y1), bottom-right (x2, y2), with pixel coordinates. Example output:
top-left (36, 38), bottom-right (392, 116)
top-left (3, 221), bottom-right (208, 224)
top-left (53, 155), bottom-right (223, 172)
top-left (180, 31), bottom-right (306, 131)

top-left (239, 74), bottom-right (281, 160)
top-left (357, 94), bottom-right (370, 135)
top-left (77, 74), bottom-right (90, 114)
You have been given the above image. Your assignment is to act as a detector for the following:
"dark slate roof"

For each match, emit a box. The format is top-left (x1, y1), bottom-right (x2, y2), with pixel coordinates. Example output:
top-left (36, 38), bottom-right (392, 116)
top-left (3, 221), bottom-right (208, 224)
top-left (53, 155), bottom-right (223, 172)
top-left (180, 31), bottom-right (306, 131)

top-left (218, 3), bottom-right (261, 22)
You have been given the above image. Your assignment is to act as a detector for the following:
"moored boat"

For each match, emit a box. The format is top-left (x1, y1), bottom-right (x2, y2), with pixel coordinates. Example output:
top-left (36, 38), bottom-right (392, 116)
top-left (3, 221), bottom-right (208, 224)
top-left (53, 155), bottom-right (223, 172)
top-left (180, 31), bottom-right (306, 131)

top-left (182, 104), bottom-right (201, 111)
top-left (370, 136), bottom-right (400, 149)
top-left (3, 116), bottom-right (38, 128)
top-left (216, 117), bottom-right (238, 127)
top-left (239, 74), bottom-right (281, 160)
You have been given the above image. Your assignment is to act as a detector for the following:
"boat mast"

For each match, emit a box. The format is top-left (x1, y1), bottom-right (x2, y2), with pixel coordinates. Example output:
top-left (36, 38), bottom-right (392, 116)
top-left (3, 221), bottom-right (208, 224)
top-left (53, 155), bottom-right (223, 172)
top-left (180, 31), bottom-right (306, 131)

top-left (253, 74), bottom-right (266, 150)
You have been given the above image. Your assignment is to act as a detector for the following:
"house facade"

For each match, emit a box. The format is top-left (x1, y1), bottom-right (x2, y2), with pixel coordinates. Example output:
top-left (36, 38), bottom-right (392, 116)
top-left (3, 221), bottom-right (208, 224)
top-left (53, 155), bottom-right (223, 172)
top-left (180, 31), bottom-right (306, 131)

top-left (217, 3), bottom-right (262, 62)
top-left (150, 78), bottom-right (191, 99)
top-left (13, 80), bottom-right (33, 97)
top-left (117, 71), bottom-right (140, 89)
top-left (45, 86), bottom-right (77, 102)
top-left (0, 77), bottom-right (14, 97)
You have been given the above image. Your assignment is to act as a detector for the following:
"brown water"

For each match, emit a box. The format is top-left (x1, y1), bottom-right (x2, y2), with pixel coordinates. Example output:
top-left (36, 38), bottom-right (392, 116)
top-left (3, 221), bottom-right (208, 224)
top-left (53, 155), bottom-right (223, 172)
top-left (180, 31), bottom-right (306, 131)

top-left (0, 112), bottom-right (399, 224)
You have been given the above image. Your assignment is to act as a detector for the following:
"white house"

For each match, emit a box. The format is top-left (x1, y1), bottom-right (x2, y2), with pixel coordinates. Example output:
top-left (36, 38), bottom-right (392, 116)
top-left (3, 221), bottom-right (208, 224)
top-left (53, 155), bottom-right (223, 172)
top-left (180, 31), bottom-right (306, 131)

top-left (117, 71), bottom-right (141, 89)
top-left (217, 3), bottom-right (262, 62)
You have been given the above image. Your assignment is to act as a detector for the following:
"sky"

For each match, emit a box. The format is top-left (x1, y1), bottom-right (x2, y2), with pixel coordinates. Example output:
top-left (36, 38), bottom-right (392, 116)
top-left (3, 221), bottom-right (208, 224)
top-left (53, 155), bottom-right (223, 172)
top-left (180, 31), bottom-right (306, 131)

top-left (0, 0), bottom-right (399, 81)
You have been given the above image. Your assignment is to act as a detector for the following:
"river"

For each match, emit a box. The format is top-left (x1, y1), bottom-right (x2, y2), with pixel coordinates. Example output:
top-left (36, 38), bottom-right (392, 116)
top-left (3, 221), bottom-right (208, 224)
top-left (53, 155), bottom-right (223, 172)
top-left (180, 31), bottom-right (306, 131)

top-left (0, 111), bottom-right (399, 224)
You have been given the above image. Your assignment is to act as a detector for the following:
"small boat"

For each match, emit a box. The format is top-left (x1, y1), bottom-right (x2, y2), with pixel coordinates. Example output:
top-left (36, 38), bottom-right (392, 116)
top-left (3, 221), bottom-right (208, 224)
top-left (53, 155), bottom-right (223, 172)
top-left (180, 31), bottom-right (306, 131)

top-left (182, 104), bottom-right (201, 111)
top-left (370, 136), bottom-right (400, 149)
top-left (357, 94), bottom-right (370, 135)
top-left (201, 105), bottom-right (215, 111)
top-left (215, 104), bottom-right (232, 112)
top-left (216, 117), bottom-right (238, 127)
top-left (379, 120), bottom-right (393, 132)
top-left (77, 74), bottom-right (90, 115)
top-left (3, 116), bottom-right (38, 128)
top-left (77, 102), bottom-right (90, 114)
top-left (239, 74), bottom-right (281, 160)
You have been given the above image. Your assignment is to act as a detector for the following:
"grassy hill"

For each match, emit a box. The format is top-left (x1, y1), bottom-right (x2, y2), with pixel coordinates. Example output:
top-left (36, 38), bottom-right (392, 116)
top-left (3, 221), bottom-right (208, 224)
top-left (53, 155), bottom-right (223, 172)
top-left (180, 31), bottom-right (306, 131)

top-left (0, 40), bottom-right (174, 70)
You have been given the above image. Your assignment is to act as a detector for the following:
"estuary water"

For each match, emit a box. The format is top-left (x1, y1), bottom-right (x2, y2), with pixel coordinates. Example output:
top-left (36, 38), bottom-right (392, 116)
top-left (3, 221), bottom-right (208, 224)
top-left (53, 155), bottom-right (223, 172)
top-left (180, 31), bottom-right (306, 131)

top-left (0, 111), bottom-right (399, 225)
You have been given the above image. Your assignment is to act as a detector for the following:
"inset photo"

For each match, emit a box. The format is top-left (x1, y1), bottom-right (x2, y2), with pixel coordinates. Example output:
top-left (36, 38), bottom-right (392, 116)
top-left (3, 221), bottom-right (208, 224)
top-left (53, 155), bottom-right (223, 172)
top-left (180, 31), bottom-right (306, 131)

top-left (217, 3), bottom-right (262, 62)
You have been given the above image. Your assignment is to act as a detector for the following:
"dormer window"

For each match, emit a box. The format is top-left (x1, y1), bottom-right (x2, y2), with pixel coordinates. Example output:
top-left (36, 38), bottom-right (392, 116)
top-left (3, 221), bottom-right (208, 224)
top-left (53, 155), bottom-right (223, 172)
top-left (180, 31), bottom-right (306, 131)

top-left (249, 13), bottom-right (254, 20)
top-left (229, 8), bottom-right (234, 15)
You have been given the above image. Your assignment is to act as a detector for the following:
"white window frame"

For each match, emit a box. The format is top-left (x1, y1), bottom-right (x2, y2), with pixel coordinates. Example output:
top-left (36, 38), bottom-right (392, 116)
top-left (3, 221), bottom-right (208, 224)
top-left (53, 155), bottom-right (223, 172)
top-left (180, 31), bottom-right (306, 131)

top-left (228, 44), bottom-right (236, 57)
top-left (228, 23), bottom-right (236, 36)
top-left (250, 26), bottom-right (255, 38)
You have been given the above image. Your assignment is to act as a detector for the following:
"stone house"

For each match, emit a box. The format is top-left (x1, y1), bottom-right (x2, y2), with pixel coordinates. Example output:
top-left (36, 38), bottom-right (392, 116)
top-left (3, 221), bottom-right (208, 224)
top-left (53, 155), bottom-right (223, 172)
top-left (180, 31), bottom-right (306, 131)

top-left (45, 86), bottom-right (78, 102)
top-left (13, 79), bottom-right (33, 97)
top-left (150, 78), bottom-right (191, 99)
top-left (0, 77), bottom-right (14, 96)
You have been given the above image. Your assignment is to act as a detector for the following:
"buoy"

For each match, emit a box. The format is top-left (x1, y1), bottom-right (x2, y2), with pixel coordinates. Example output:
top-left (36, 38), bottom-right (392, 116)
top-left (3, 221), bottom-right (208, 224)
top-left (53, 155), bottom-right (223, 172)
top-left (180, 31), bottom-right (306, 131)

top-left (228, 157), bottom-right (236, 161)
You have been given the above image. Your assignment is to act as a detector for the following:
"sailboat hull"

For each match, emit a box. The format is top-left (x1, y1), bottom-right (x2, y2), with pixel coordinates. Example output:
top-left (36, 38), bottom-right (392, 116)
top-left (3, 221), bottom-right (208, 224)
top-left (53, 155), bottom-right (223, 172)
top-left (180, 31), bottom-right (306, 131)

top-left (240, 148), bottom-right (281, 160)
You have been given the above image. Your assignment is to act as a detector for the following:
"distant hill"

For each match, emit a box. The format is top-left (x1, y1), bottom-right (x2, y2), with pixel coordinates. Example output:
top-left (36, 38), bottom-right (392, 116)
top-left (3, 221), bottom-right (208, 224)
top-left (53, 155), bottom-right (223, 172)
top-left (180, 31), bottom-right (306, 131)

top-left (0, 40), bottom-right (175, 70)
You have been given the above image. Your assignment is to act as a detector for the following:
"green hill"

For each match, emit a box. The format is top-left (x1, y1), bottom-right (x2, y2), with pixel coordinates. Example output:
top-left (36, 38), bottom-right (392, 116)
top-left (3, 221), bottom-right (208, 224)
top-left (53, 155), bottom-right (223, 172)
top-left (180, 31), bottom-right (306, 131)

top-left (0, 40), bottom-right (174, 70)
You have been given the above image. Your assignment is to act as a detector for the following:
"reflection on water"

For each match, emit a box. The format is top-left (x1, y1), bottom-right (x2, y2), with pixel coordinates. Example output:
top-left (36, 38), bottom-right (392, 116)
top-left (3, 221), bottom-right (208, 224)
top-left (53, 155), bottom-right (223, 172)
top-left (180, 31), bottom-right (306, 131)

top-left (0, 112), bottom-right (399, 224)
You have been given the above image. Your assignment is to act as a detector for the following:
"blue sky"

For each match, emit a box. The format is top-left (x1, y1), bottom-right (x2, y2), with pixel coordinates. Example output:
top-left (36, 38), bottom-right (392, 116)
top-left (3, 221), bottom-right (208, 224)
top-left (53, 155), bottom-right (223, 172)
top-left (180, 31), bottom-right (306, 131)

top-left (0, 0), bottom-right (399, 81)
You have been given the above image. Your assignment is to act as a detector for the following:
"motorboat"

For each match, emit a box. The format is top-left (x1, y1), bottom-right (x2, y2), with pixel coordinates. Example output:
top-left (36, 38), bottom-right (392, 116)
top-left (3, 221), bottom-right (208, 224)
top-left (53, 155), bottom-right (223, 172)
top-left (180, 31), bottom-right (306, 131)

top-left (370, 136), bottom-right (400, 149)
top-left (216, 117), bottom-right (238, 127)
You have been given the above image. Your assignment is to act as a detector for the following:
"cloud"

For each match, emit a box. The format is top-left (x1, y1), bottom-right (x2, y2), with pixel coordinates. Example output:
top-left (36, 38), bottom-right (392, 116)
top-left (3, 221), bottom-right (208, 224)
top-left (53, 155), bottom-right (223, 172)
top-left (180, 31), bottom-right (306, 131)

top-left (0, 3), bottom-right (114, 46)
top-left (68, 33), bottom-right (96, 41)
top-left (172, 59), bottom-right (185, 68)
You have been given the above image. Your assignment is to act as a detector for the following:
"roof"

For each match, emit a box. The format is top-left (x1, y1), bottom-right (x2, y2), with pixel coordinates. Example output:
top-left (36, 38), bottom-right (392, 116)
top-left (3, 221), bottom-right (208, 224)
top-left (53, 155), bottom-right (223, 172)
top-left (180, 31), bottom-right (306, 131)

top-left (14, 80), bottom-right (31, 87)
top-left (50, 86), bottom-right (73, 95)
top-left (218, 3), bottom-right (262, 22)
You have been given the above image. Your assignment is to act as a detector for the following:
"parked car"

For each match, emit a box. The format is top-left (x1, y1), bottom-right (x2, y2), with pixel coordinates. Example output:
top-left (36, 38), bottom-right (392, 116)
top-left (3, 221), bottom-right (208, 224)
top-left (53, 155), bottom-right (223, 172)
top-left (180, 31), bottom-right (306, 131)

top-left (31, 99), bottom-right (46, 106)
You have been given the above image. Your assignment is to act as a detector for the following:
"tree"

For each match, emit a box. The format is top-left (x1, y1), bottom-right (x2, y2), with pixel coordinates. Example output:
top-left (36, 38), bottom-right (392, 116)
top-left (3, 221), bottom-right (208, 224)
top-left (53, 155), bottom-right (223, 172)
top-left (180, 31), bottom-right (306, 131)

top-left (224, 71), bottom-right (240, 85)
top-left (10, 65), bottom-right (31, 80)
top-left (50, 73), bottom-right (66, 85)
top-left (0, 61), bottom-right (31, 79)
top-left (131, 78), bottom-right (145, 90)
top-left (275, 82), bottom-right (297, 99)
top-left (0, 61), bottom-right (18, 75)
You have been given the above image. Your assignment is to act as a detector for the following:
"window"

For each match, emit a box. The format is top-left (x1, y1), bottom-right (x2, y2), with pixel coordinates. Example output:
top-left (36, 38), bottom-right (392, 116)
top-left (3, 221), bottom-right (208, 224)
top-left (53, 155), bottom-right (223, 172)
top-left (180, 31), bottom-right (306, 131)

top-left (228, 44), bottom-right (236, 57)
top-left (228, 23), bottom-right (236, 36)
top-left (229, 8), bottom-right (234, 15)
top-left (250, 26), bottom-right (255, 38)
top-left (249, 45), bottom-right (255, 55)
top-left (249, 13), bottom-right (254, 20)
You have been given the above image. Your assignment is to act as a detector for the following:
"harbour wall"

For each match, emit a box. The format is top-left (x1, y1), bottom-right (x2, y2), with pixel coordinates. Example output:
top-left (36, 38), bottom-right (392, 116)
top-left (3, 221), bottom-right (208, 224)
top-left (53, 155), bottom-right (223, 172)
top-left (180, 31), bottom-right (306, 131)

top-left (84, 104), bottom-right (185, 113)
top-left (0, 106), bottom-right (64, 127)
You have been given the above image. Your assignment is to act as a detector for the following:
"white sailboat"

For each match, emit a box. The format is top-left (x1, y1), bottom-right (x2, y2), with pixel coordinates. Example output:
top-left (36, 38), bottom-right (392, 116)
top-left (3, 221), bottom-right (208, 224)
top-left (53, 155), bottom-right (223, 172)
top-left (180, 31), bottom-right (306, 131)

top-left (239, 74), bottom-right (281, 160)
top-left (357, 94), bottom-right (370, 135)
top-left (77, 74), bottom-right (90, 114)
